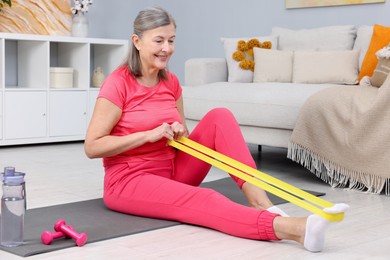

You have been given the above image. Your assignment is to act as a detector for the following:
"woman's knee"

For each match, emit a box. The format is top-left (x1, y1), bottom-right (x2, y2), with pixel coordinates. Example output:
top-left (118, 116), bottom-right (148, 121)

top-left (204, 108), bottom-right (237, 124)
top-left (207, 107), bottom-right (233, 116)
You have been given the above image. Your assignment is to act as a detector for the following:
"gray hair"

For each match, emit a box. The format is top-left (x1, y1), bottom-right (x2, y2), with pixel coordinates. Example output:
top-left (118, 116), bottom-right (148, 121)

top-left (121, 7), bottom-right (176, 80)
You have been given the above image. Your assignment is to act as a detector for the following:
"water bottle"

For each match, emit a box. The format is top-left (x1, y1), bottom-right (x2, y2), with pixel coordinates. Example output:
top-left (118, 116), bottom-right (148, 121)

top-left (0, 174), bottom-right (26, 247)
top-left (0, 167), bottom-right (17, 216)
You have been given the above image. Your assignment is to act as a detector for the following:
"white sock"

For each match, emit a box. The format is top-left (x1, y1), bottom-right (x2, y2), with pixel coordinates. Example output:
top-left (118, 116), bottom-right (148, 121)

top-left (267, 205), bottom-right (289, 217)
top-left (304, 203), bottom-right (350, 252)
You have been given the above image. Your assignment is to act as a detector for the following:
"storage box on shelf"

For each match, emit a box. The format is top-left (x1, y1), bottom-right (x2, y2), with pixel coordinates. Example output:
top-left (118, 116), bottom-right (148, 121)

top-left (50, 67), bottom-right (74, 89)
top-left (0, 32), bottom-right (128, 146)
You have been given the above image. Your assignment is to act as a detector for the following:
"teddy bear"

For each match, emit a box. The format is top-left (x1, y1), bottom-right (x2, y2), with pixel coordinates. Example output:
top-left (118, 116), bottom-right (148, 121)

top-left (360, 43), bottom-right (390, 88)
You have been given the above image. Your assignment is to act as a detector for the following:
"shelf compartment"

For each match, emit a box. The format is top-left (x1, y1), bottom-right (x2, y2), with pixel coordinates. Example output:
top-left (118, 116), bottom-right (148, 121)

top-left (5, 40), bottom-right (49, 89)
top-left (50, 42), bottom-right (89, 89)
top-left (90, 43), bottom-right (128, 88)
top-left (0, 39), bottom-right (3, 89)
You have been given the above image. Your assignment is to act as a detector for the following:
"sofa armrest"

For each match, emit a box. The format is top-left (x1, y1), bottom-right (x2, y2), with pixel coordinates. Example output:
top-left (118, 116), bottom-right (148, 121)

top-left (184, 58), bottom-right (228, 86)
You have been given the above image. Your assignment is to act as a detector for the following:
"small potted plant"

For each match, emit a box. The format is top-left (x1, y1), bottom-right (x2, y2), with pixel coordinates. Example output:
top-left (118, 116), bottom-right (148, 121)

top-left (71, 0), bottom-right (93, 37)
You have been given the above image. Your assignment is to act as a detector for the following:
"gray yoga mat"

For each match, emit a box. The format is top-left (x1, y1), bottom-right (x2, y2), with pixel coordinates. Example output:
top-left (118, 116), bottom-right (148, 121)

top-left (0, 177), bottom-right (324, 257)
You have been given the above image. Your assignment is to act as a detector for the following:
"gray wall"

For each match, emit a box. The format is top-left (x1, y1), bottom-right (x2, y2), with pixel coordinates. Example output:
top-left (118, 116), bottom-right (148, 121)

top-left (87, 0), bottom-right (390, 83)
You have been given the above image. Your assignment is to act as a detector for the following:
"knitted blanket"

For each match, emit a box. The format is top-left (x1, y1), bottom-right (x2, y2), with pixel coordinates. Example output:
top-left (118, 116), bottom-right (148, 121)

top-left (288, 76), bottom-right (390, 195)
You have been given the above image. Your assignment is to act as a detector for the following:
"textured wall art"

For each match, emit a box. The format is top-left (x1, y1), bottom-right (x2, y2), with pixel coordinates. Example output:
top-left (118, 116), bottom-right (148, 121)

top-left (0, 0), bottom-right (72, 35)
top-left (286, 0), bottom-right (386, 9)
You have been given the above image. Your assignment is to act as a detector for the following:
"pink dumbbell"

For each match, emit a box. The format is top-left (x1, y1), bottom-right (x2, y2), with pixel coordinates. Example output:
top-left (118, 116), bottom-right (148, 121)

top-left (54, 219), bottom-right (88, 247)
top-left (41, 226), bottom-right (74, 245)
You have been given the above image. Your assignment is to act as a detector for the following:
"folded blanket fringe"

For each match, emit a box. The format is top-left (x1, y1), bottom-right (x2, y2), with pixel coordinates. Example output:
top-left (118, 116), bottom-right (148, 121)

top-left (288, 142), bottom-right (389, 196)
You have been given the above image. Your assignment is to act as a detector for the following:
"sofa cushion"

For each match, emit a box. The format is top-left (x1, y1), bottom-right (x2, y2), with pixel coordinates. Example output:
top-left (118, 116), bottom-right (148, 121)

top-left (221, 36), bottom-right (278, 83)
top-left (253, 48), bottom-right (293, 83)
top-left (183, 82), bottom-right (349, 130)
top-left (271, 25), bottom-right (356, 51)
top-left (353, 25), bottom-right (373, 71)
top-left (292, 50), bottom-right (359, 84)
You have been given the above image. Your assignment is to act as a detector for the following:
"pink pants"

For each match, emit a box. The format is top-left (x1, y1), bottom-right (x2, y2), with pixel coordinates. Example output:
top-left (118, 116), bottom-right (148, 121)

top-left (103, 108), bottom-right (279, 241)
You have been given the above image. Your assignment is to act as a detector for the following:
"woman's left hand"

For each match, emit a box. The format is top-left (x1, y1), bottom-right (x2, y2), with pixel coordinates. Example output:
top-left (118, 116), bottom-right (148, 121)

top-left (170, 121), bottom-right (189, 140)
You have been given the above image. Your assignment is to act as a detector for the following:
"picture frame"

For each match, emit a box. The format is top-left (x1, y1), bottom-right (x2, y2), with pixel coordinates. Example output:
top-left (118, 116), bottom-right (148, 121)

top-left (286, 0), bottom-right (386, 9)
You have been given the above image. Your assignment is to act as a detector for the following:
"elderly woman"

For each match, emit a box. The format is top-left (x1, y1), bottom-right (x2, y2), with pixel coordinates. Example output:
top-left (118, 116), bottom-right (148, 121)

top-left (84, 7), bottom-right (348, 252)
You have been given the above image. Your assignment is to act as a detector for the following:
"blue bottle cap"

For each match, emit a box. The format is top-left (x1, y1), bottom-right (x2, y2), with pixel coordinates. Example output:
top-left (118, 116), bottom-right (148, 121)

top-left (3, 175), bottom-right (25, 185)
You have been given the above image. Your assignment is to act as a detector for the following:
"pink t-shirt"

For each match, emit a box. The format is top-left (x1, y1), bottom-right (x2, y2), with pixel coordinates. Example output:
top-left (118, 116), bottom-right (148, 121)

top-left (98, 66), bottom-right (182, 166)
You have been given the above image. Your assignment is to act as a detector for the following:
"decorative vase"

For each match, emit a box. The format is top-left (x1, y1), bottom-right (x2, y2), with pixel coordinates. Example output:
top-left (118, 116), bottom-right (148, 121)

top-left (71, 13), bottom-right (88, 37)
top-left (92, 67), bottom-right (105, 87)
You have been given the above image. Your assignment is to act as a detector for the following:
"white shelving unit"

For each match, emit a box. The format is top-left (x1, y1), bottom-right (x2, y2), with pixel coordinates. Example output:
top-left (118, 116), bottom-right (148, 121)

top-left (0, 32), bottom-right (128, 146)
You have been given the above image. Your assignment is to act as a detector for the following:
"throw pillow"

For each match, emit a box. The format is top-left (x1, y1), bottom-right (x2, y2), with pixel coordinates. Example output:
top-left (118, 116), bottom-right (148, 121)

top-left (271, 25), bottom-right (356, 51)
top-left (352, 25), bottom-right (373, 71)
top-left (369, 44), bottom-right (390, 87)
top-left (293, 50), bottom-right (359, 84)
top-left (358, 24), bottom-right (390, 81)
top-left (221, 36), bottom-right (277, 83)
top-left (253, 48), bottom-right (293, 83)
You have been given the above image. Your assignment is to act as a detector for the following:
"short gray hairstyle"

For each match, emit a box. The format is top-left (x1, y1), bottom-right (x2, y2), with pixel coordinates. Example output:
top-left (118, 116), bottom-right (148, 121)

top-left (121, 7), bottom-right (176, 80)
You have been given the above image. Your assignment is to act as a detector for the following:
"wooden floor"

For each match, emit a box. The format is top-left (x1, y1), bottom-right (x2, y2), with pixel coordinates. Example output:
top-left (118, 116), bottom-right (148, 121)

top-left (0, 142), bottom-right (389, 259)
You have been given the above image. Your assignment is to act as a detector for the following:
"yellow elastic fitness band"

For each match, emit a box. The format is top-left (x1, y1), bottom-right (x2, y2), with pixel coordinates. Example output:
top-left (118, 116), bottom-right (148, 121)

top-left (167, 136), bottom-right (344, 222)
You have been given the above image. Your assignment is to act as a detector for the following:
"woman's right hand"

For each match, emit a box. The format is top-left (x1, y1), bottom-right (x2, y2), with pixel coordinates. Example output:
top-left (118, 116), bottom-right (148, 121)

top-left (147, 123), bottom-right (175, 143)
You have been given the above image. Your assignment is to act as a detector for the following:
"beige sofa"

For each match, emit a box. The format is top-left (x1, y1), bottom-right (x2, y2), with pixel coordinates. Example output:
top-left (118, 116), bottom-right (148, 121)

top-left (182, 25), bottom-right (374, 148)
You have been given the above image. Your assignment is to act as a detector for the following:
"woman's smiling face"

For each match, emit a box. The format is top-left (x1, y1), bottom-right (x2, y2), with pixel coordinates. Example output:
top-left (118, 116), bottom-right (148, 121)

top-left (133, 23), bottom-right (176, 75)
